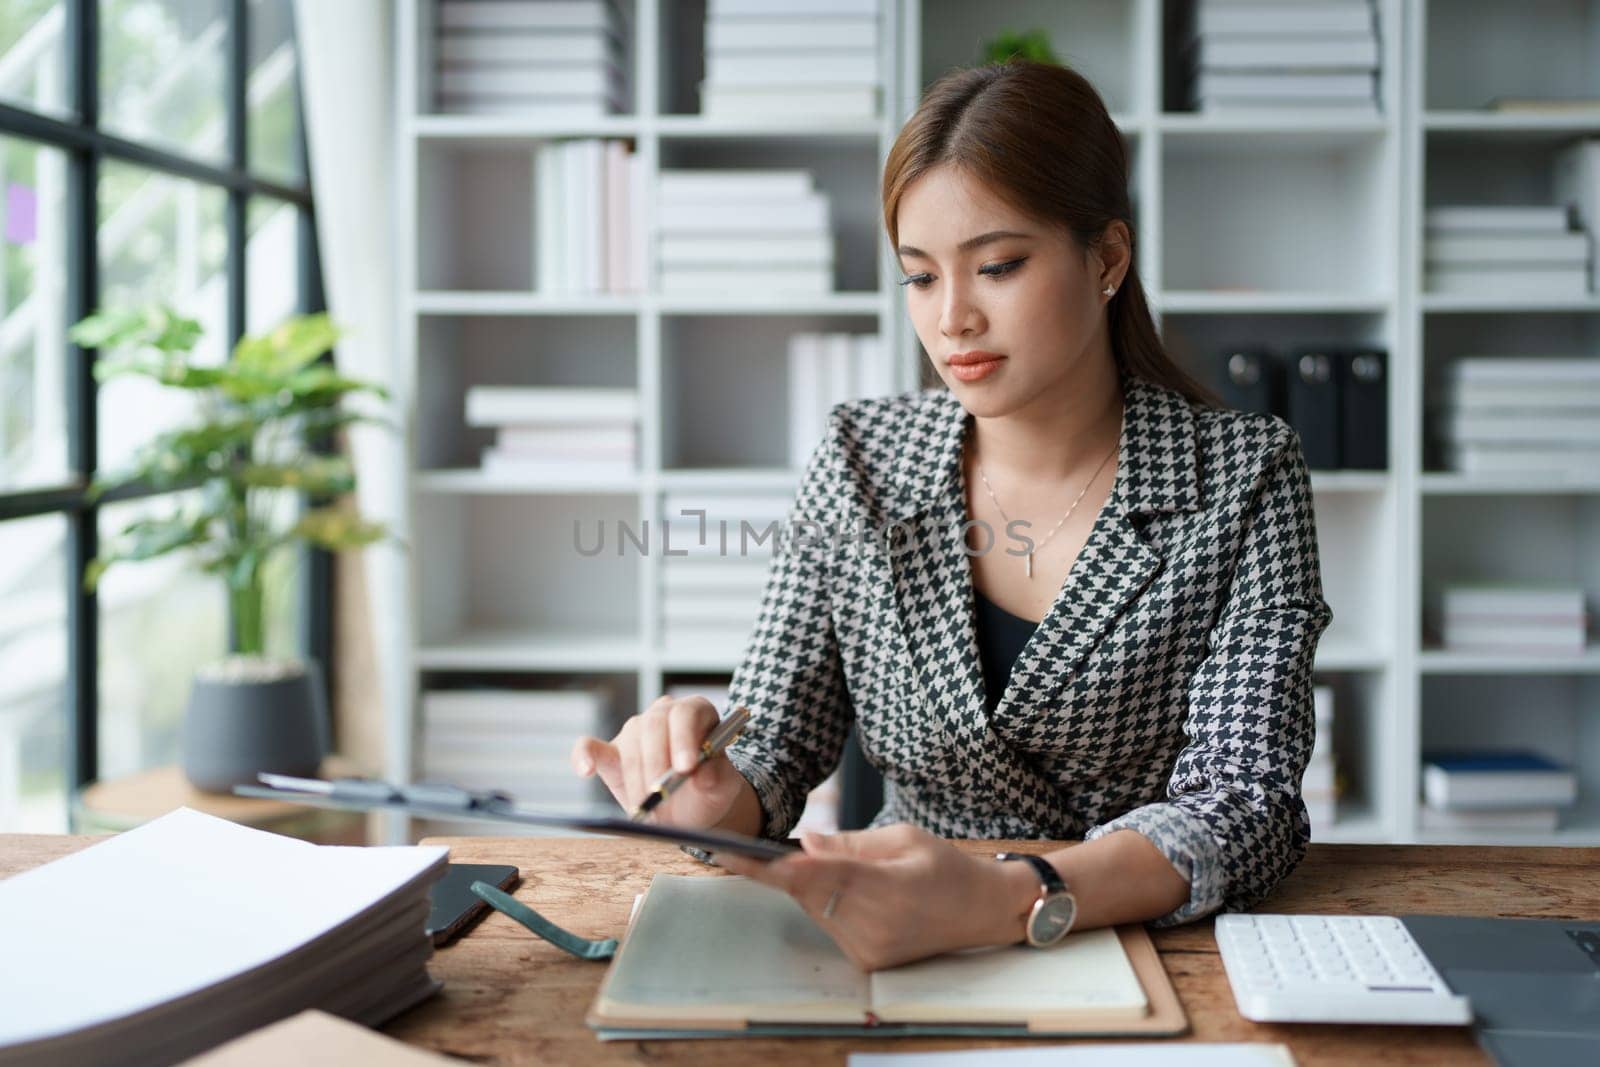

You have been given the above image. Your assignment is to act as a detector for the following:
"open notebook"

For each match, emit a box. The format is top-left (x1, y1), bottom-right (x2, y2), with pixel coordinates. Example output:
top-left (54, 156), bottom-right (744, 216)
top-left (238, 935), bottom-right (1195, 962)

top-left (587, 875), bottom-right (1186, 1039)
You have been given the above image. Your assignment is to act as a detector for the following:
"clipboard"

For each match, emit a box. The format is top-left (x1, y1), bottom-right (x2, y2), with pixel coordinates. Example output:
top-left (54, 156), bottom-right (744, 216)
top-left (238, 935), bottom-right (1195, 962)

top-left (232, 775), bottom-right (796, 860)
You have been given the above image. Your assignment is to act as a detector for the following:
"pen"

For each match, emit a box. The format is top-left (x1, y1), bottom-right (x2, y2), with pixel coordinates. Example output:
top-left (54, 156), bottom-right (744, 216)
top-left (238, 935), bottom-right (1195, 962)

top-left (631, 705), bottom-right (752, 821)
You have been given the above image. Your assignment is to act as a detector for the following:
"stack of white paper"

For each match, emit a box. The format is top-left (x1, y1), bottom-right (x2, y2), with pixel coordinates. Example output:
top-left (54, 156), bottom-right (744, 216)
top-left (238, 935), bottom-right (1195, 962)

top-left (1185, 0), bottom-right (1380, 115)
top-left (420, 687), bottom-right (613, 828)
top-left (1303, 684), bottom-right (1338, 832)
top-left (699, 0), bottom-right (881, 119)
top-left (534, 139), bottom-right (642, 295)
top-left (1424, 206), bottom-right (1590, 297)
top-left (656, 169), bottom-right (835, 295)
top-left (1554, 138), bottom-right (1600, 293)
top-left (434, 0), bottom-right (629, 117)
top-left (658, 492), bottom-right (789, 654)
top-left (464, 386), bottom-right (640, 480)
top-left (0, 808), bottom-right (447, 1067)
top-left (788, 331), bottom-right (895, 468)
top-left (1434, 357), bottom-right (1600, 476)
top-left (1437, 583), bottom-right (1589, 655)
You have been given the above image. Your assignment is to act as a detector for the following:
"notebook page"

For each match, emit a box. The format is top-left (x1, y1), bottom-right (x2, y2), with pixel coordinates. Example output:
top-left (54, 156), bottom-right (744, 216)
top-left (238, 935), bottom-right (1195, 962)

top-left (594, 874), bottom-right (869, 1023)
top-left (0, 807), bottom-right (446, 1048)
top-left (849, 1043), bottom-right (1297, 1066)
top-left (868, 927), bottom-right (1148, 1024)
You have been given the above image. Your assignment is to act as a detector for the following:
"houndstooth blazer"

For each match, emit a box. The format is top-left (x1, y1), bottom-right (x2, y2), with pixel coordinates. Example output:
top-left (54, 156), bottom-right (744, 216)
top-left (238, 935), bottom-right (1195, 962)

top-left (724, 372), bottom-right (1333, 926)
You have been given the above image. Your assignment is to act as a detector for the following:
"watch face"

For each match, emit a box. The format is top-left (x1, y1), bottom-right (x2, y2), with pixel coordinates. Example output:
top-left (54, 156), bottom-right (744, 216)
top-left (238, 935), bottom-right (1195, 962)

top-left (1028, 894), bottom-right (1077, 946)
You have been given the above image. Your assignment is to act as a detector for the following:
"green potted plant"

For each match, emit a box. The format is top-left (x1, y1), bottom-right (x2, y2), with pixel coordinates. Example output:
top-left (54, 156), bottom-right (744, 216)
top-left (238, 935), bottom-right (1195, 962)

top-left (981, 29), bottom-right (1060, 66)
top-left (69, 304), bottom-right (389, 792)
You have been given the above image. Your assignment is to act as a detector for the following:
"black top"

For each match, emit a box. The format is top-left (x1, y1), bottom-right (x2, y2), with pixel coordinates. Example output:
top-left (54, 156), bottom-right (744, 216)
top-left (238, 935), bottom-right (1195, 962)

top-left (972, 588), bottom-right (1039, 711)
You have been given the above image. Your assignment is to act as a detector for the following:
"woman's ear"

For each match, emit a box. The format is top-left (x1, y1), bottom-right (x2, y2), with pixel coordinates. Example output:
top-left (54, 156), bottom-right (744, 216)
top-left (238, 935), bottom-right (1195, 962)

top-left (1092, 220), bottom-right (1132, 292)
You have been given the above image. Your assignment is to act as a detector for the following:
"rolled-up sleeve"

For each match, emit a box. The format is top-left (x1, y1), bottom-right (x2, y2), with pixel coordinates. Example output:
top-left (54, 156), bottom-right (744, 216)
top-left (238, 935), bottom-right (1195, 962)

top-left (723, 424), bottom-right (853, 840)
top-left (1086, 428), bottom-right (1332, 926)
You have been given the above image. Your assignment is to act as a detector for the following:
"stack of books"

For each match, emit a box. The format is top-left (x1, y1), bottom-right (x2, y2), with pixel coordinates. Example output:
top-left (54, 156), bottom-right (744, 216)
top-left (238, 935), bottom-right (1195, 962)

top-left (1184, 0), bottom-right (1379, 115)
top-left (420, 687), bottom-right (612, 830)
top-left (434, 0), bottom-right (629, 117)
top-left (658, 492), bottom-right (788, 654)
top-left (1437, 583), bottom-right (1590, 656)
top-left (464, 386), bottom-right (639, 480)
top-left (1435, 357), bottom-right (1600, 477)
top-left (788, 332), bottom-right (894, 468)
top-left (1424, 206), bottom-right (1590, 297)
top-left (1555, 138), bottom-right (1600, 293)
top-left (534, 139), bottom-right (643, 294)
top-left (1421, 750), bottom-right (1579, 834)
top-left (699, 0), bottom-right (881, 120)
top-left (0, 809), bottom-right (447, 1064)
top-left (656, 169), bottom-right (834, 295)
top-left (1303, 684), bottom-right (1338, 833)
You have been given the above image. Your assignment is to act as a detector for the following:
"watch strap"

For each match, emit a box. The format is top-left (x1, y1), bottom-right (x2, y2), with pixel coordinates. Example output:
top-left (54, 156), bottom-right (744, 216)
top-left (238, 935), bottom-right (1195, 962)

top-left (996, 850), bottom-right (1067, 894)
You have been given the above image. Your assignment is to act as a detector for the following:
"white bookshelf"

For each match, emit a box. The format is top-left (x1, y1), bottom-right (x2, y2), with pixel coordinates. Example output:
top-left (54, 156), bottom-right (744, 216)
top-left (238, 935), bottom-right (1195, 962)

top-left (388, 0), bottom-right (1600, 847)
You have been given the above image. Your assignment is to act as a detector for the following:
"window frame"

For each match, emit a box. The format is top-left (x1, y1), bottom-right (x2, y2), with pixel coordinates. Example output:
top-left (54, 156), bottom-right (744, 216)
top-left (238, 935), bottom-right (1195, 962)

top-left (0, 0), bottom-right (327, 802)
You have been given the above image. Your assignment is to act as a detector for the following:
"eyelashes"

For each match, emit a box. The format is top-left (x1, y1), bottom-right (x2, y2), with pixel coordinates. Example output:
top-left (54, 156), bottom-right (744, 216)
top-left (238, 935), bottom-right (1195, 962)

top-left (897, 257), bottom-right (1028, 290)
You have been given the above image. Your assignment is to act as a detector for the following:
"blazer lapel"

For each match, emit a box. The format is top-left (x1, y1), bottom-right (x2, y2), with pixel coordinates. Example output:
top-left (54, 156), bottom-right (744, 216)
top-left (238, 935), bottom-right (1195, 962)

top-left (995, 376), bottom-right (1201, 716)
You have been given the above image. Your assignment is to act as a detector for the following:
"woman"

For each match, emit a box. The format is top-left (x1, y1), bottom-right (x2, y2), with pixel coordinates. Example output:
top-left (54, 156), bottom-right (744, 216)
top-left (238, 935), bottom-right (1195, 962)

top-left (573, 60), bottom-right (1332, 971)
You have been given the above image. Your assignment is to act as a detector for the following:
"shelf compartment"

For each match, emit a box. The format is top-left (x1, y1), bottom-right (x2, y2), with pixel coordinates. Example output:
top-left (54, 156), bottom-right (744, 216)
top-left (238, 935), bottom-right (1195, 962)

top-left (1418, 673), bottom-right (1600, 844)
top-left (413, 314), bottom-right (637, 472)
top-left (1161, 135), bottom-right (1394, 295)
top-left (415, 493), bottom-right (643, 655)
top-left (660, 314), bottom-right (878, 471)
top-left (1309, 671), bottom-right (1393, 843)
top-left (1424, 0), bottom-right (1600, 112)
top-left (918, 0), bottom-right (1141, 115)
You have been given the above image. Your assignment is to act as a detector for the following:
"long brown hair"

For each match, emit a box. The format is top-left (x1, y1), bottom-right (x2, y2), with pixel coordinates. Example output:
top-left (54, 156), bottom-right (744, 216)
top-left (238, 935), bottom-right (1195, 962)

top-left (882, 60), bottom-right (1217, 407)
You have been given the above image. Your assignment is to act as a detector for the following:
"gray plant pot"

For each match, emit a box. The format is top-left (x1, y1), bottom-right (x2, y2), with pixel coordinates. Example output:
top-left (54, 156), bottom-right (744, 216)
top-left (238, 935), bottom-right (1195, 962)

top-left (180, 658), bottom-right (330, 793)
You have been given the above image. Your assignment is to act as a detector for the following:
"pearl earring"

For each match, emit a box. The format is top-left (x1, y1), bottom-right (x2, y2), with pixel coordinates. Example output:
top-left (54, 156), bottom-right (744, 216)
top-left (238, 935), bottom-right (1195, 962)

top-left (1103, 285), bottom-right (1115, 297)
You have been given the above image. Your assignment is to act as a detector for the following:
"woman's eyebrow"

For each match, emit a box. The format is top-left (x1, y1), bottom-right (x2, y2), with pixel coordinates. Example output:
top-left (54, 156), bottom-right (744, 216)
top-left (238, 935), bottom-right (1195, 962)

top-left (896, 229), bottom-right (1033, 260)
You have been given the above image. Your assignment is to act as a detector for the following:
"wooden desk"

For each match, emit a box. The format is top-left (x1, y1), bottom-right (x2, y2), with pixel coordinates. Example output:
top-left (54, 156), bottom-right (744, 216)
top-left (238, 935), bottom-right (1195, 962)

top-left (2, 836), bottom-right (1596, 1065)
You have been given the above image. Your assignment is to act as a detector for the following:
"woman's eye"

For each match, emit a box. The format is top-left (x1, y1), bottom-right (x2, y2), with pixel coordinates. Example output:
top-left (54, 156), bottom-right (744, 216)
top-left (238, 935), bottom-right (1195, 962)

top-left (980, 257), bottom-right (1027, 278)
top-left (897, 273), bottom-right (933, 289)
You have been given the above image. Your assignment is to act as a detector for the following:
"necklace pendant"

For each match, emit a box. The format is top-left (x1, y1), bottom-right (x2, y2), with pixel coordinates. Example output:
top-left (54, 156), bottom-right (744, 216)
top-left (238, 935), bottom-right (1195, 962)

top-left (1025, 552), bottom-right (1033, 579)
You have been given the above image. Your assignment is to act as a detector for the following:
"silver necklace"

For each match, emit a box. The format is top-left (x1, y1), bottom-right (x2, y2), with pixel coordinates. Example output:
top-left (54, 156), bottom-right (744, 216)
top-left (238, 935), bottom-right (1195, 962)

top-left (976, 440), bottom-right (1119, 579)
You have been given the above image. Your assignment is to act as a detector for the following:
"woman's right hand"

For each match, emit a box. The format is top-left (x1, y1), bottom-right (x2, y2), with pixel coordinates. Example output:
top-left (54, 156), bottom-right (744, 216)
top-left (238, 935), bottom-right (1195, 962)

top-left (570, 694), bottom-right (748, 829)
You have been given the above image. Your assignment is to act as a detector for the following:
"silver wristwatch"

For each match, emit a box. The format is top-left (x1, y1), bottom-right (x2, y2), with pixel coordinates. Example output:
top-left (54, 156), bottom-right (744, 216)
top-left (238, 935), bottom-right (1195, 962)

top-left (996, 851), bottom-right (1078, 947)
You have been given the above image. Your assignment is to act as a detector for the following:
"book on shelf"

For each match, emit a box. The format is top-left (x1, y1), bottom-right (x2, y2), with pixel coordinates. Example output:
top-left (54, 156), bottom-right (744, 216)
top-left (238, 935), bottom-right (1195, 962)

top-left (1184, 35), bottom-right (1380, 71)
top-left (699, 84), bottom-right (880, 119)
top-left (1424, 265), bottom-right (1589, 298)
top-left (707, 0), bottom-right (879, 20)
top-left (1196, 1), bottom-right (1375, 37)
top-left (658, 169), bottom-right (816, 201)
top-left (438, 0), bottom-right (624, 32)
top-left (1425, 205), bottom-right (1572, 233)
top-left (1421, 751), bottom-right (1579, 811)
top-left (434, 1), bottom-right (628, 116)
top-left (1440, 583), bottom-right (1587, 619)
top-left (1446, 356), bottom-right (1600, 384)
top-left (1441, 411), bottom-right (1600, 445)
top-left (788, 332), bottom-right (895, 467)
top-left (1192, 70), bottom-right (1376, 99)
top-left (464, 386), bottom-right (641, 426)
top-left (1424, 233), bottom-right (1590, 266)
top-left (1194, 97), bottom-right (1378, 116)
top-left (1554, 140), bottom-right (1600, 292)
top-left (480, 451), bottom-right (636, 479)
top-left (535, 139), bottom-right (639, 295)
top-left (436, 65), bottom-right (625, 98)
top-left (656, 193), bottom-right (831, 234)
top-left (659, 267), bottom-right (833, 296)
top-left (494, 424), bottom-right (637, 454)
top-left (1486, 97), bottom-right (1600, 114)
top-left (658, 234), bottom-right (834, 267)
top-left (1419, 804), bottom-right (1562, 833)
top-left (436, 31), bottom-right (619, 65)
top-left (1443, 444), bottom-right (1600, 478)
top-left (704, 50), bottom-right (878, 87)
top-left (705, 15), bottom-right (879, 52)
top-left (1439, 381), bottom-right (1600, 412)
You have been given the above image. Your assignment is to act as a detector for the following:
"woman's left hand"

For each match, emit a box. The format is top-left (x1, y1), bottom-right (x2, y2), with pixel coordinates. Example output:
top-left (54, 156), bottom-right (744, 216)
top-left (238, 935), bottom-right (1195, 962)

top-left (715, 823), bottom-right (1032, 971)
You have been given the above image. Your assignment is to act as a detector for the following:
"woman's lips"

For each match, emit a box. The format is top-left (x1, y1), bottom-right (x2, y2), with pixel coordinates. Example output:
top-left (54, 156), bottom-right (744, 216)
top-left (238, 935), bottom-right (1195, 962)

top-left (949, 356), bottom-right (1004, 382)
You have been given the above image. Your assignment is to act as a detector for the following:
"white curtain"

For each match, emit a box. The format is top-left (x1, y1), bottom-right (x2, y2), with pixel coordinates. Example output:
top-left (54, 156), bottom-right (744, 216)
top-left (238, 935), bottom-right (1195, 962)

top-left (293, 0), bottom-right (413, 841)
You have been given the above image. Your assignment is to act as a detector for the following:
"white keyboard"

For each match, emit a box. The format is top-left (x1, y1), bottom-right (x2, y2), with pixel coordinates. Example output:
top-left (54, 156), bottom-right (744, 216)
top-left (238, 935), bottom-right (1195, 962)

top-left (1215, 914), bottom-right (1474, 1025)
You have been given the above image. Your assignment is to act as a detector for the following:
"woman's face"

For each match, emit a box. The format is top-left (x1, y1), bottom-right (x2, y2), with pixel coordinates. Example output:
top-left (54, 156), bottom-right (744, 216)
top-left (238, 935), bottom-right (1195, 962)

top-left (895, 164), bottom-right (1117, 419)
